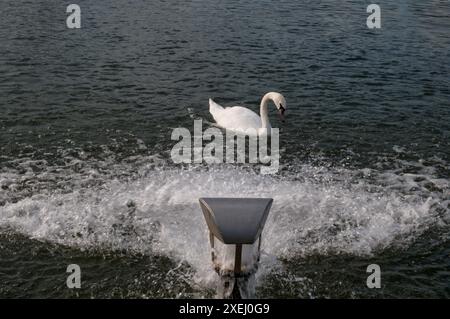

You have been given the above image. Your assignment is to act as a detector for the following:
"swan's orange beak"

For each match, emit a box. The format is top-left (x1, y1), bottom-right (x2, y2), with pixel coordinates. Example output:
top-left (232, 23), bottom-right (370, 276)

top-left (278, 106), bottom-right (286, 122)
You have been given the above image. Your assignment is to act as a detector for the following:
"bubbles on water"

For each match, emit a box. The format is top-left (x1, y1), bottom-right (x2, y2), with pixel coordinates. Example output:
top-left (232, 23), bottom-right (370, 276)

top-left (0, 148), bottom-right (448, 291)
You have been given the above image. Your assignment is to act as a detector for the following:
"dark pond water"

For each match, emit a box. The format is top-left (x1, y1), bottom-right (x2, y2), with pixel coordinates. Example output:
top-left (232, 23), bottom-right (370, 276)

top-left (0, 0), bottom-right (449, 298)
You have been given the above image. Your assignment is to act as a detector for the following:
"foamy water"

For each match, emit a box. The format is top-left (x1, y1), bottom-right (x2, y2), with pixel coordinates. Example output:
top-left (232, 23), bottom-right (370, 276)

top-left (1, 152), bottom-right (448, 290)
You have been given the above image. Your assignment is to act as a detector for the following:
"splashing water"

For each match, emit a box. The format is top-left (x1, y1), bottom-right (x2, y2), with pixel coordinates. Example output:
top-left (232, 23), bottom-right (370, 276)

top-left (0, 151), bottom-right (448, 292)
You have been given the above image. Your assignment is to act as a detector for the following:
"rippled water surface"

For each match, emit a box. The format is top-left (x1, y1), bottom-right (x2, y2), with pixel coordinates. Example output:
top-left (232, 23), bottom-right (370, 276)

top-left (0, 0), bottom-right (449, 298)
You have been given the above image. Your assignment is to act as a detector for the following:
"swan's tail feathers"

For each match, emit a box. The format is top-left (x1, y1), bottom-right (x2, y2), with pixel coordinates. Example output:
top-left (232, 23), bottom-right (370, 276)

top-left (209, 98), bottom-right (224, 117)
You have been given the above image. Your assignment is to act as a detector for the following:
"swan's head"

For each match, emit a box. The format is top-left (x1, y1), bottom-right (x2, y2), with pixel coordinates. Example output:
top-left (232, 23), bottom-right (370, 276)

top-left (272, 93), bottom-right (287, 122)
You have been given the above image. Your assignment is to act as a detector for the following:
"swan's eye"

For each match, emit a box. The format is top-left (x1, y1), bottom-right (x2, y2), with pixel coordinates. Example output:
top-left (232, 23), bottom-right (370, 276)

top-left (279, 105), bottom-right (285, 114)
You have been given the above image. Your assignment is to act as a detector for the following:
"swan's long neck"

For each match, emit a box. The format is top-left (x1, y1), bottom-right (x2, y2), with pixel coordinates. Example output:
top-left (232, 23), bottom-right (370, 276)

top-left (260, 93), bottom-right (272, 128)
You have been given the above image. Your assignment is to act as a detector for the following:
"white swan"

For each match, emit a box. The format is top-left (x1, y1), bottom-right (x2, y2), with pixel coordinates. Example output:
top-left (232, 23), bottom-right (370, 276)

top-left (209, 92), bottom-right (287, 135)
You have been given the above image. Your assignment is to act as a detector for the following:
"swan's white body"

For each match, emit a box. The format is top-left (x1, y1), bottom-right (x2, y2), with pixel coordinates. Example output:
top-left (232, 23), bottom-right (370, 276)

top-left (209, 92), bottom-right (286, 135)
top-left (209, 101), bottom-right (266, 131)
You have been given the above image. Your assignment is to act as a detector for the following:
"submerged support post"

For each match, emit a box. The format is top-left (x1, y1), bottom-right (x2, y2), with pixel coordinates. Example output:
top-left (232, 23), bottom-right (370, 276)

top-left (234, 244), bottom-right (242, 275)
top-left (199, 197), bottom-right (273, 299)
